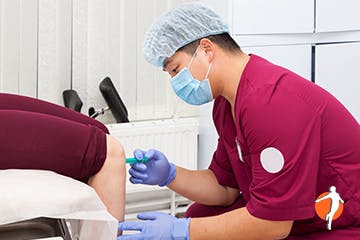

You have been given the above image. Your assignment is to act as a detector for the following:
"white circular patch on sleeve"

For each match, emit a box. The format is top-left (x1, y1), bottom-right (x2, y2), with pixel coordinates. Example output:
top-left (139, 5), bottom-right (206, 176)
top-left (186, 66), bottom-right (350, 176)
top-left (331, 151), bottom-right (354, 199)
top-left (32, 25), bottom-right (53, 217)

top-left (260, 147), bottom-right (284, 173)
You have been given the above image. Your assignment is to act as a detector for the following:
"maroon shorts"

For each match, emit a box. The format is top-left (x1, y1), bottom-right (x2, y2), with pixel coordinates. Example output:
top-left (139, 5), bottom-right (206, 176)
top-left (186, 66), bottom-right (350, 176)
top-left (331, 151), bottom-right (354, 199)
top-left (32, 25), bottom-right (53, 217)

top-left (0, 93), bottom-right (109, 182)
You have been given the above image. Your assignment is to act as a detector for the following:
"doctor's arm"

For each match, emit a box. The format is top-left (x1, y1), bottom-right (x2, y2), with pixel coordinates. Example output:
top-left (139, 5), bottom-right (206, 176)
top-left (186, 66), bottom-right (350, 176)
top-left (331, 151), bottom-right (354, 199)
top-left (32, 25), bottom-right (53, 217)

top-left (189, 207), bottom-right (293, 240)
top-left (168, 166), bottom-right (240, 206)
top-left (171, 168), bottom-right (294, 239)
top-left (118, 202), bottom-right (293, 240)
top-left (122, 149), bottom-right (293, 239)
top-left (129, 149), bottom-right (239, 206)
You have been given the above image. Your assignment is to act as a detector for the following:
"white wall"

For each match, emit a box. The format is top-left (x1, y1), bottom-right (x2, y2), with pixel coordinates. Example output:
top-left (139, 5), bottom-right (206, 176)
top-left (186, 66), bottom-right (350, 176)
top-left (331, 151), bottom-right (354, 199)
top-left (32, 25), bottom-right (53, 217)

top-left (0, 0), bottom-right (38, 97)
top-left (0, 0), bottom-right (196, 123)
top-left (315, 42), bottom-right (360, 121)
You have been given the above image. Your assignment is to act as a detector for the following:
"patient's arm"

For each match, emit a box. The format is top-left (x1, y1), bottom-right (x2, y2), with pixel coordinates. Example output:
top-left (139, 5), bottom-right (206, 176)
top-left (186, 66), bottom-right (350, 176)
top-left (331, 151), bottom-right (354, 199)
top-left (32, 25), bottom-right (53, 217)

top-left (88, 135), bottom-right (126, 221)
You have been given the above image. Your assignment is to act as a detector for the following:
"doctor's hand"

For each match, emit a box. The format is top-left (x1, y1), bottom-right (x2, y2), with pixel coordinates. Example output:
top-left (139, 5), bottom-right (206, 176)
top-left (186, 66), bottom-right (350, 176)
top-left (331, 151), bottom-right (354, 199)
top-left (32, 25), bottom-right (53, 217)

top-left (129, 149), bottom-right (176, 186)
top-left (117, 211), bottom-right (190, 240)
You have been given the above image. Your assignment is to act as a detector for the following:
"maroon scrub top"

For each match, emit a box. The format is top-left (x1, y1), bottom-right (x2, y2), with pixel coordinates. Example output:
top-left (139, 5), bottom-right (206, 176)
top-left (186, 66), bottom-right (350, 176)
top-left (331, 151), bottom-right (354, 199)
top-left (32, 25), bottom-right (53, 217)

top-left (209, 55), bottom-right (360, 238)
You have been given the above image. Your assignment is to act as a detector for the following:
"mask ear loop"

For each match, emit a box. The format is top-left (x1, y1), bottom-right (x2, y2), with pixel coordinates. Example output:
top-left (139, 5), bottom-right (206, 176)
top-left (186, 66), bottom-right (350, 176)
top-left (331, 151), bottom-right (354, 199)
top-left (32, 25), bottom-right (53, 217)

top-left (187, 46), bottom-right (200, 69)
top-left (205, 62), bottom-right (212, 80)
top-left (190, 46), bottom-right (213, 80)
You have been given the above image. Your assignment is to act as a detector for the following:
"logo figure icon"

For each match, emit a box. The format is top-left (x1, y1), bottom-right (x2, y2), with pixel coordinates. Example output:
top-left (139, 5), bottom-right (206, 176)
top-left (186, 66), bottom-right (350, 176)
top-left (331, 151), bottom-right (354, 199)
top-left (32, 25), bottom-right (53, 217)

top-left (315, 186), bottom-right (344, 230)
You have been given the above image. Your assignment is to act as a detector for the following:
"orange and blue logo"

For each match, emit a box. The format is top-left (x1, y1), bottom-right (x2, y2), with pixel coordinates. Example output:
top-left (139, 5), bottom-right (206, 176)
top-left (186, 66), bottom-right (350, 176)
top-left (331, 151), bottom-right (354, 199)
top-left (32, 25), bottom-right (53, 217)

top-left (314, 186), bottom-right (344, 230)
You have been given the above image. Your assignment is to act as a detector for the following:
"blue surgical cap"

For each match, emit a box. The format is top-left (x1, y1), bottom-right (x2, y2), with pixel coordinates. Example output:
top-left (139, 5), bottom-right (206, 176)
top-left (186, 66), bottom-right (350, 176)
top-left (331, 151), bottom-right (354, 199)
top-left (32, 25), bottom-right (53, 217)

top-left (143, 2), bottom-right (229, 67)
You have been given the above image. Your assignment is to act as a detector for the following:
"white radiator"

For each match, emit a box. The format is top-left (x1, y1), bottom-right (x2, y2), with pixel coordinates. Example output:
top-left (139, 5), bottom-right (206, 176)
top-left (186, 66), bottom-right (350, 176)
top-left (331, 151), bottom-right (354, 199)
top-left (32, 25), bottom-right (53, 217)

top-left (107, 117), bottom-right (199, 220)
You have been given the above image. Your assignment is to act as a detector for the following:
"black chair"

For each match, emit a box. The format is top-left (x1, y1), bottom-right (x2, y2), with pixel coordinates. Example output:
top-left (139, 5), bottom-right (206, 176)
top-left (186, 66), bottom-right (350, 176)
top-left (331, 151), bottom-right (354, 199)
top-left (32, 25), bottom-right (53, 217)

top-left (98, 77), bottom-right (129, 123)
top-left (63, 77), bottom-right (129, 123)
top-left (63, 89), bottom-right (83, 112)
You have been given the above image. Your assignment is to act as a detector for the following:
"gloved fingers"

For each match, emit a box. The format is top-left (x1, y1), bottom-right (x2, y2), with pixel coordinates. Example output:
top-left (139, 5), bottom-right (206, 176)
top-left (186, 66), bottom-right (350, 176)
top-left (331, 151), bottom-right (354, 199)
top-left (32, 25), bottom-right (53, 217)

top-left (129, 168), bottom-right (148, 179)
top-left (137, 211), bottom-right (166, 221)
top-left (117, 234), bottom-right (143, 240)
top-left (117, 222), bottom-right (146, 240)
top-left (130, 163), bottom-right (147, 172)
top-left (144, 149), bottom-right (159, 160)
top-left (133, 149), bottom-right (147, 160)
top-left (129, 177), bottom-right (143, 184)
top-left (118, 221), bottom-right (143, 231)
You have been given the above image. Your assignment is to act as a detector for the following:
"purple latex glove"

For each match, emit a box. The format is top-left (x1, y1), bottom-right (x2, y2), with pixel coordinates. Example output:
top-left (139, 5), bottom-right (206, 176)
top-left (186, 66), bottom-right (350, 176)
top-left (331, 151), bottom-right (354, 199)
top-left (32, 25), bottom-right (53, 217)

top-left (129, 149), bottom-right (176, 186)
top-left (118, 211), bottom-right (190, 240)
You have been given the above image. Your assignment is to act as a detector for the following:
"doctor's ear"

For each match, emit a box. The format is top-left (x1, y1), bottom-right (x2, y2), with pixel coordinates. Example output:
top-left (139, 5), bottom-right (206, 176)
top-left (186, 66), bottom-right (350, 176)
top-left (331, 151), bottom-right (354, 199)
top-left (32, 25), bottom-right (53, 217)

top-left (199, 38), bottom-right (215, 61)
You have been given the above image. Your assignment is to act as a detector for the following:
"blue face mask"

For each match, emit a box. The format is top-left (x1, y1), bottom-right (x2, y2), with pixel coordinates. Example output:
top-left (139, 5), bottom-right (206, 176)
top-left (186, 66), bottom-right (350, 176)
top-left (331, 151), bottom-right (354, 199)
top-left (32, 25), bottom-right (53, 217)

top-left (170, 47), bottom-right (213, 105)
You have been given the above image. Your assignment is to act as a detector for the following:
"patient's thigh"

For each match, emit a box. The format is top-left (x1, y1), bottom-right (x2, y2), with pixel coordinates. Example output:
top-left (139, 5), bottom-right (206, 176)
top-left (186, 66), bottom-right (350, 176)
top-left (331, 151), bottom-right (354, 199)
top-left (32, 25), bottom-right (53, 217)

top-left (0, 93), bottom-right (108, 133)
top-left (0, 109), bottom-right (107, 183)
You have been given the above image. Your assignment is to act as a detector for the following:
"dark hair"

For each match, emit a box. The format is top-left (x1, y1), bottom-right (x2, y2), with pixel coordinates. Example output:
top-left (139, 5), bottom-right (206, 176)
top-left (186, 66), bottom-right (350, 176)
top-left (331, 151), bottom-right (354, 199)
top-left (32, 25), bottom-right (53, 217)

top-left (177, 32), bottom-right (241, 55)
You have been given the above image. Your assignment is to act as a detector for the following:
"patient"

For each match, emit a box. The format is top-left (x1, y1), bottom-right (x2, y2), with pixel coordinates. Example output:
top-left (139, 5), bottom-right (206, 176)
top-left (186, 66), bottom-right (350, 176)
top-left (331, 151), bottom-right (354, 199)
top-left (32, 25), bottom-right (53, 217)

top-left (0, 93), bottom-right (125, 221)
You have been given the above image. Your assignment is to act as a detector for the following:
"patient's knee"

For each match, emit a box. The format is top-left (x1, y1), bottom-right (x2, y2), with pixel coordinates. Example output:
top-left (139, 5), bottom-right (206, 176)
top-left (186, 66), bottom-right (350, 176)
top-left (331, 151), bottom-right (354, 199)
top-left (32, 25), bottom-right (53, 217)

top-left (104, 135), bottom-right (126, 171)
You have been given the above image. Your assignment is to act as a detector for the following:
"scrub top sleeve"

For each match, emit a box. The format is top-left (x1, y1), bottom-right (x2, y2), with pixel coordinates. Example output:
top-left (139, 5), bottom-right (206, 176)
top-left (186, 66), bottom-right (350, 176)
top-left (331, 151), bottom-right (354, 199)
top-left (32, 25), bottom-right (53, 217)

top-left (242, 86), bottom-right (322, 221)
top-left (209, 137), bottom-right (238, 189)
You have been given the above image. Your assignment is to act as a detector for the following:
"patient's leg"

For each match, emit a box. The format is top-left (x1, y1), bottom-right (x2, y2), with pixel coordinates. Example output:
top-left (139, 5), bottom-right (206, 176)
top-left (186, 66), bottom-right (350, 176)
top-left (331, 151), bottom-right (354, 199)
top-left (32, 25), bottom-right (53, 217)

top-left (88, 135), bottom-right (126, 221)
top-left (0, 109), bottom-right (126, 221)
top-left (0, 93), bottom-right (108, 133)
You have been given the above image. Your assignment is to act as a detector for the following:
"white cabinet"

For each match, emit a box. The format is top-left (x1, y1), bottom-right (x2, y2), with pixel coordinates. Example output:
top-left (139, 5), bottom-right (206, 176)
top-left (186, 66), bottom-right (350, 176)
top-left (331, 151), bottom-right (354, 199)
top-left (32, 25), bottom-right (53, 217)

top-left (316, 0), bottom-right (360, 32)
top-left (232, 0), bottom-right (314, 34)
top-left (242, 45), bottom-right (312, 80)
top-left (315, 42), bottom-right (360, 122)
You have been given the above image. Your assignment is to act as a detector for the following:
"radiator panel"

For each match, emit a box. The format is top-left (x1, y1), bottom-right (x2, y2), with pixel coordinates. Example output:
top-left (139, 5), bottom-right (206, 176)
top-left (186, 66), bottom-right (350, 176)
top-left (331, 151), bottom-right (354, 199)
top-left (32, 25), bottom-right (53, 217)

top-left (107, 118), bottom-right (198, 220)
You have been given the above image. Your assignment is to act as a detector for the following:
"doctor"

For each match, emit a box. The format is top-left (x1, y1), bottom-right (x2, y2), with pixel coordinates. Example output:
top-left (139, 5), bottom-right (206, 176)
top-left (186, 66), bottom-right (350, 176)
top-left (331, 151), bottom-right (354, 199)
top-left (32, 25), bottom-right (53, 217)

top-left (118, 3), bottom-right (360, 239)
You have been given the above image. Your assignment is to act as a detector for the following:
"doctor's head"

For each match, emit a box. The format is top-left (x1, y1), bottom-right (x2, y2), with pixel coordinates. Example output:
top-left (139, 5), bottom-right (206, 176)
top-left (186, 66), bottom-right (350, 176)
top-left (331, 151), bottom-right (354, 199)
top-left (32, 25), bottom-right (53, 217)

top-left (143, 2), bottom-right (242, 105)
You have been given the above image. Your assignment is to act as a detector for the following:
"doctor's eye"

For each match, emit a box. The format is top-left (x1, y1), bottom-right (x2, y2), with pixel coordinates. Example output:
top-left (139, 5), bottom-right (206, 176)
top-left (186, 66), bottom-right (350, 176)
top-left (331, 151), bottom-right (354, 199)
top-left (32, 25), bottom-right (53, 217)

top-left (172, 67), bottom-right (178, 74)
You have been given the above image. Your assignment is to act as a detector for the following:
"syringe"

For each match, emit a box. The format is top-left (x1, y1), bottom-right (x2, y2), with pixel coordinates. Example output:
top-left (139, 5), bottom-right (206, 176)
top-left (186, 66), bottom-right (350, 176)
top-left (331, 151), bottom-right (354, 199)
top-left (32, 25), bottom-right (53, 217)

top-left (125, 157), bottom-right (148, 164)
